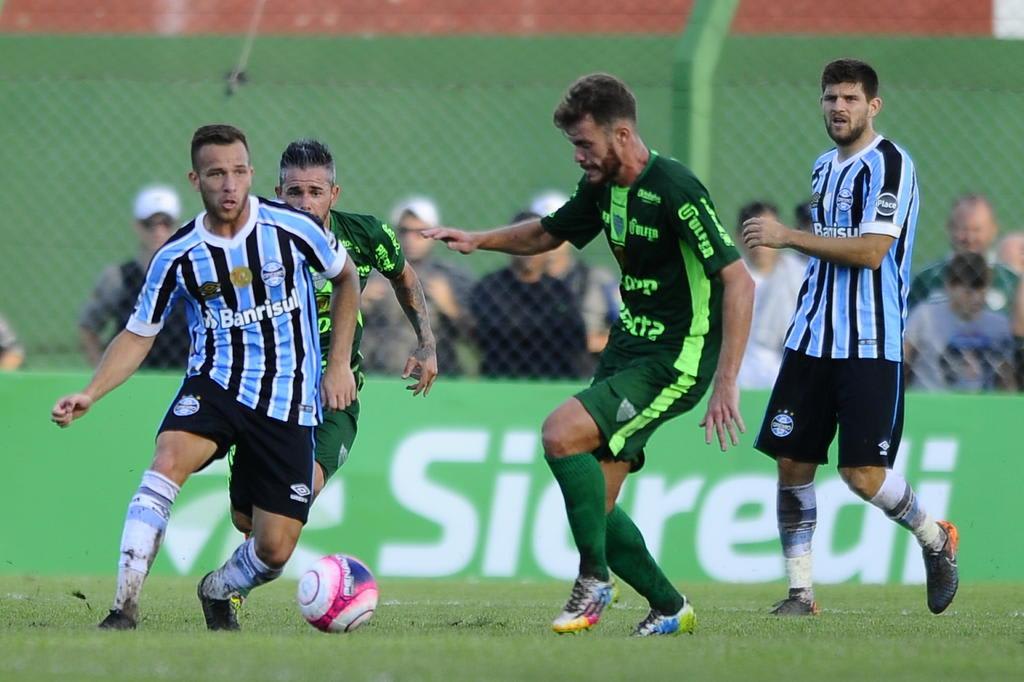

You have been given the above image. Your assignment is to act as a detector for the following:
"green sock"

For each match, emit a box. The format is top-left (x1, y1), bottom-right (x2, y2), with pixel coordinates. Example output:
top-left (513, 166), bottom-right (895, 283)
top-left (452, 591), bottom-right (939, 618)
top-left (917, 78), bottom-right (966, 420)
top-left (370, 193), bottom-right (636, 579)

top-left (606, 505), bottom-right (684, 615)
top-left (545, 453), bottom-right (609, 581)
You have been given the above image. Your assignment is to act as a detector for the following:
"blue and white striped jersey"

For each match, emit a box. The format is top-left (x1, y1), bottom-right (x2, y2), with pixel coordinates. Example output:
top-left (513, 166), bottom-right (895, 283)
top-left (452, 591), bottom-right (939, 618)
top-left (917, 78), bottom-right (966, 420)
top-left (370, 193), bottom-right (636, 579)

top-left (127, 196), bottom-right (347, 426)
top-left (785, 135), bottom-right (918, 361)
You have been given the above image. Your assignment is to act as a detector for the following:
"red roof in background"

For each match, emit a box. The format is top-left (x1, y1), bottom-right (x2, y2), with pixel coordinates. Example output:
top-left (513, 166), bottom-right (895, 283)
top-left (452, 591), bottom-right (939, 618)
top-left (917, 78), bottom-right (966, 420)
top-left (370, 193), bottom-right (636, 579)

top-left (0, 0), bottom-right (992, 36)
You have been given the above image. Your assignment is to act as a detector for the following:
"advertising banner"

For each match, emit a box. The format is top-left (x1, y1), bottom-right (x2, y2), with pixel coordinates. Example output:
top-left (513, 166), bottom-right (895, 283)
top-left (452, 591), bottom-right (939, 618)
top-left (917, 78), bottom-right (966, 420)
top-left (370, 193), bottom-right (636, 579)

top-left (1, 373), bottom-right (1019, 583)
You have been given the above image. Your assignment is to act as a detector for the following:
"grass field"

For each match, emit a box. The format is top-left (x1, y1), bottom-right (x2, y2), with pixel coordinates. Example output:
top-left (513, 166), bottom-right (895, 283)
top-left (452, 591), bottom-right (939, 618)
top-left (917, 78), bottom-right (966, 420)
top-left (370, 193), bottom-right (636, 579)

top-left (1, 576), bottom-right (1021, 681)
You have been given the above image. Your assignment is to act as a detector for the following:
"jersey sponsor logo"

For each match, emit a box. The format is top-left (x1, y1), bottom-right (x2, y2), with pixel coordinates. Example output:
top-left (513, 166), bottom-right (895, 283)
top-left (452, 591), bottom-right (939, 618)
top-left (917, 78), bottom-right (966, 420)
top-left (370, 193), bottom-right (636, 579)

top-left (290, 483), bottom-right (311, 503)
top-left (381, 222), bottom-right (401, 253)
top-left (875, 192), bottom-right (899, 217)
top-left (678, 203), bottom-right (714, 258)
top-left (637, 188), bottom-right (662, 205)
top-left (622, 275), bottom-right (659, 296)
top-left (836, 188), bottom-right (854, 212)
top-left (628, 218), bottom-right (659, 242)
top-left (616, 398), bottom-right (638, 422)
top-left (619, 303), bottom-right (666, 341)
top-left (230, 266), bottom-right (253, 287)
top-left (261, 261), bottom-right (286, 288)
top-left (198, 281), bottom-right (222, 300)
top-left (172, 394), bottom-right (200, 417)
top-left (700, 197), bottom-right (734, 247)
top-left (375, 244), bottom-right (395, 272)
top-left (878, 440), bottom-right (890, 457)
top-left (770, 410), bottom-right (794, 438)
top-left (809, 191), bottom-right (820, 209)
top-left (813, 224), bottom-right (861, 239)
top-left (203, 289), bottom-right (301, 330)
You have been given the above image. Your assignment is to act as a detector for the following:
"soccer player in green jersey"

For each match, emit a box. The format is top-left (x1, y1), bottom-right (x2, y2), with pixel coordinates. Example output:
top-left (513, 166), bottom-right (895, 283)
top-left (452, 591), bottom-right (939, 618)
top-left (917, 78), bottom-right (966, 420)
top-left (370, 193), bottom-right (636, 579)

top-left (231, 139), bottom-right (438, 535)
top-left (425, 74), bottom-right (754, 636)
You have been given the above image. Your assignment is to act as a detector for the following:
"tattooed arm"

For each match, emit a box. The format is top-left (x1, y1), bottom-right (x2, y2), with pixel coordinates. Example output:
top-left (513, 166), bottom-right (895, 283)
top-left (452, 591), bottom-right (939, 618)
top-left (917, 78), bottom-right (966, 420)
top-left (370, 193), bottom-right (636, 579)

top-left (389, 263), bottom-right (438, 396)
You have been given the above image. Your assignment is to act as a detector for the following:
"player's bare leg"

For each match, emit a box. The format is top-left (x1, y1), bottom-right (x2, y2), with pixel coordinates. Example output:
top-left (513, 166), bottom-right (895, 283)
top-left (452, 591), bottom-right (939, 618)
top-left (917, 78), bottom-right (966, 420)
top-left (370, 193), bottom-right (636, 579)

top-left (841, 465), bottom-right (959, 614)
top-left (99, 431), bottom-right (217, 630)
top-left (542, 398), bottom-right (614, 634)
top-left (198, 507), bottom-right (303, 630)
top-left (772, 457), bottom-right (820, 616)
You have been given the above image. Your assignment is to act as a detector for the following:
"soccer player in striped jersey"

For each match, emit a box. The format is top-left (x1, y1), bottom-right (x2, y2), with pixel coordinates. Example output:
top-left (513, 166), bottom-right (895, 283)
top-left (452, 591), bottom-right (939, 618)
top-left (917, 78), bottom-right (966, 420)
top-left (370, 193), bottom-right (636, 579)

top-left (742, 59), bottom-right (959, 616)
top-left (51, 124), bottom-right (361, 631)
top-left (425, 74), bottom-right (754, 636)
top-left (229, 138), bottom-right (438, 537)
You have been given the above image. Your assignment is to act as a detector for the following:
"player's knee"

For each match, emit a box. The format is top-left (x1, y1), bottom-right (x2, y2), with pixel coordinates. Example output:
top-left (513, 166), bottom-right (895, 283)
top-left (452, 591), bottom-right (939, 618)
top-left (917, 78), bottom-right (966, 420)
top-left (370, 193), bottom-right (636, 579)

top-left (839, 466), bottom-right (882, 500)
top-left (253, 536), bottom-right (295, 570)
top-left (541, 414), bottom-right (573, 457)
top-left (231, 508), bottom-right (253, 535)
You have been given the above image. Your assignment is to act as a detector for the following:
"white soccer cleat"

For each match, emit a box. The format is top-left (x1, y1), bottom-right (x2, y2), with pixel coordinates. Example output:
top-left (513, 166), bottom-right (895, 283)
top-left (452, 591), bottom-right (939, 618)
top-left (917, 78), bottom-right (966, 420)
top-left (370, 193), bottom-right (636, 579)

top-left (551, 575), bottom-right (614, 634)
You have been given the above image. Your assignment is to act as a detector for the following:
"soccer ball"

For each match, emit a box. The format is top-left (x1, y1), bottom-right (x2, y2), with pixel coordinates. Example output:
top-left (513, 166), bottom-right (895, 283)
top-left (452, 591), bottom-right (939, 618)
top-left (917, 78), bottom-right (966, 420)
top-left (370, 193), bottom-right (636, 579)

top-left (297, 554), bottom-right (378, 633)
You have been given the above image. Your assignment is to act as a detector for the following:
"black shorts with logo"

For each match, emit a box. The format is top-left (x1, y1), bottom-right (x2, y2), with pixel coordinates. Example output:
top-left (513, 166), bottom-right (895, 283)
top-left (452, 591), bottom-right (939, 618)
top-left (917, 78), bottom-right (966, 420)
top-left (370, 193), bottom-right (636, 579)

top-left (754, 350), bottom-right (905, 468)
top-left (158, 375), bottom-right (315, 523)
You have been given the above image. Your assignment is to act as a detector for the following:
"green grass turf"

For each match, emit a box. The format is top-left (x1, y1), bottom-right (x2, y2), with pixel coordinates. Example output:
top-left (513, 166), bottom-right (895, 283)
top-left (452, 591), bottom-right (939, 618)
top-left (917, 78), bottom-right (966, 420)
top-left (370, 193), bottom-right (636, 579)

top-left (1, 576), bottom-right (1022, 681)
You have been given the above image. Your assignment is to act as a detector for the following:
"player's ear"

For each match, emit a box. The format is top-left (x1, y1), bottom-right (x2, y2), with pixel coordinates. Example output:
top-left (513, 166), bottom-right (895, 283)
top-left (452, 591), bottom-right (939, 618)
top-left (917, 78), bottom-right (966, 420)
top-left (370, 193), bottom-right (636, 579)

top-left (330, 185), bottom-right (341, 207)
top-left (188, 170), bottom-right (200, 191)
top-left (274, 185), bottom-right (283, 199)
top-left (869, 96), bottom-right (882, 117)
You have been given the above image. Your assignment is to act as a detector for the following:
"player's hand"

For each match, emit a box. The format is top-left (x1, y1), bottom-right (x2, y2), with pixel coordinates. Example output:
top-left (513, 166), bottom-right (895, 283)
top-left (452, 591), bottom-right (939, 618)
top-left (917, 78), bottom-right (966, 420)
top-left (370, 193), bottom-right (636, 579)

top-left (51, 393), bottom-right (94, 428)
top-left (741, 215), bottom-right (791, 250)
top-left (402, 342), bottom-right (438, 397)
top-left (321, 365), bottom-right (357, 410)
top-left (699, 378), bottom-right (745, 452)
top-left (420, 227), bottom-right (479, 254)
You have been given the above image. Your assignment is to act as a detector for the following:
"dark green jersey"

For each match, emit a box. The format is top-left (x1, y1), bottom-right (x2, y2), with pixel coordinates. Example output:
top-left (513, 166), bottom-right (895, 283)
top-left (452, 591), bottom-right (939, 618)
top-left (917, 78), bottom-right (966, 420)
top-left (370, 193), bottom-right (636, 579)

top-left (313, 208), bottom-right (406, 374)
top-left (541, 152), bottom-right (739, 377)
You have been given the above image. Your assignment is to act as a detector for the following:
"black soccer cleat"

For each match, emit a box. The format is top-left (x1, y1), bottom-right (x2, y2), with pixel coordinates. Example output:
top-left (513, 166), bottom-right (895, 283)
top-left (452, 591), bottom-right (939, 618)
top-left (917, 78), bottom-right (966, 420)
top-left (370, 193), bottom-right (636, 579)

top-left (924, 520), bottom-right (959, 614)
top-left (97, 609), bottom-right (137, 630)
top-left (197, 573), bottom-right (240, 631)
top-left (770, 588), bottom-right (819, 616)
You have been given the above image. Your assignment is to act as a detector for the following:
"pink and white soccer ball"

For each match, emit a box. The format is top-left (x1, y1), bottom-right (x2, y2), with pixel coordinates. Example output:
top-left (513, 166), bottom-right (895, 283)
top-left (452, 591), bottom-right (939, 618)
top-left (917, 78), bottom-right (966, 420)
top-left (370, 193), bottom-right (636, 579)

top-left (297, 554), bottom-right (378, 633)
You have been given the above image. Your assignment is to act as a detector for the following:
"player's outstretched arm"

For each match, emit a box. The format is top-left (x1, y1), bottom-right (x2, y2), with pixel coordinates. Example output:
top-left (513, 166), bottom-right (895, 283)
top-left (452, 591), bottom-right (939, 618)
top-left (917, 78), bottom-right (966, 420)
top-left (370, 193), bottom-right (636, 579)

top-left (741, 214), bottom-right (893, 269)
top-left (388, 263), bottom-right (438, 396)
top-left (51, 330), bottom-right (156, 427)
top-left (322, 258), bottom-right (360, 411)
top-left (700, 260), bottom-right (754, 452)
top-left (422, 219), bottom-right (564, 256)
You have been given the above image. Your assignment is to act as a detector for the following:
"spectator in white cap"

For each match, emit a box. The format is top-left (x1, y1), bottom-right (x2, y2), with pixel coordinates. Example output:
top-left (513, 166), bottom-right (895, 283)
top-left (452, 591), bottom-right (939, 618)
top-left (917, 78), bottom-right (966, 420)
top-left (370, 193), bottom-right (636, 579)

top-left (533, 190), bottom-right (621, 373)
top-left (361, 195), bottom-right (475, 376)
top-left (79, 185), bottom-right (191, 369)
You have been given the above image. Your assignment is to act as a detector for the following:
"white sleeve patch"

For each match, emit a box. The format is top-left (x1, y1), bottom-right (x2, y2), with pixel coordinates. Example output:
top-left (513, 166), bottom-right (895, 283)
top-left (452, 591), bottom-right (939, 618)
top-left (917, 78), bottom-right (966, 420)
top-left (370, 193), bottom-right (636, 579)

top-left (125, 316), bottom-right (163, 337)
top-left (860, 221), bottom-right (901, 238)
top-left (322, 248), bottom-right (347, 280)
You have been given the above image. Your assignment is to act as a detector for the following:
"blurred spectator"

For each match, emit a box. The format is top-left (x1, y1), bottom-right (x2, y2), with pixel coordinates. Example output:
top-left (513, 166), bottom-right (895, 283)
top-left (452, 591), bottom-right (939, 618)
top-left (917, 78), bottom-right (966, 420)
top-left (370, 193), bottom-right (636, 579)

top-left (793, 199), bottom-right (814, 233)
top-left (469, 210), bottom-right (586, 379)
top-left (361, 196), bottom-right (474, 376)
top-left (996, 231), bottom-right (1024, 276)
top-left (532, 190), bottom-right (620, 372)
top-left (1012, 275), bottom-right (1024, 390)
top-left (78, 185), bottom-right (191, 369)
top-left (734, 201), bottom-right (806, 389)
top-left (908, 194), bottom-right (1019, 314)
top-left (905, 253), bottom-right (1015, 392)
top-left (0, 312), bottom-right (25, 370)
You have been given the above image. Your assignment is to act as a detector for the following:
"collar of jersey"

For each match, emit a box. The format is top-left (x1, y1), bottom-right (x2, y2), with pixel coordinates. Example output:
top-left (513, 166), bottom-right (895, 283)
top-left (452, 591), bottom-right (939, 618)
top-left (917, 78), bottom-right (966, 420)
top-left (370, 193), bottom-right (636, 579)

top-left (195, 196), bottom-right (259, 249)
top-left (830, 134), bottom-right (882, 170)
top-left (612, 148), bottom-right (659, 190)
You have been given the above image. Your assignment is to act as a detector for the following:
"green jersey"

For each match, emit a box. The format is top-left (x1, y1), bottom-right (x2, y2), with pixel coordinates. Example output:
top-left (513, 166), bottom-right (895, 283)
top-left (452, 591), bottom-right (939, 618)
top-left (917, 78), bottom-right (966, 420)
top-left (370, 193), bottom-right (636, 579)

top-left (313, 208), bottom-right (406, 375)
top-left (541, 151), bottom-right (739, 378)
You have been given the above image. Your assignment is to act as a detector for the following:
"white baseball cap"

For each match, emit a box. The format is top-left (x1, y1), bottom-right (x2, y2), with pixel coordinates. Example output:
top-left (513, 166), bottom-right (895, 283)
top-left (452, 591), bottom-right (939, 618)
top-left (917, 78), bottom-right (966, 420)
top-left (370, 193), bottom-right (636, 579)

top-left (530, 190), bottom-right (569, 218)
top-left (133, 185), bottom-right (181, 221)
top-left (390, 195), bottom-right (440, 229)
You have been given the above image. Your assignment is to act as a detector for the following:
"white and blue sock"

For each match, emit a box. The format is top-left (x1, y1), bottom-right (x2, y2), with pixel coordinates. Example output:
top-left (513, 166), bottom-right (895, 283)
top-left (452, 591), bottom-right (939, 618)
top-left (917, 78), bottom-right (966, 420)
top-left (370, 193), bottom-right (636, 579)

top-left (201, 538), bottom-right (283, 600)
top-left (112, 470), bottom-right (180, 617)
top-left (869, 470), bottom-right (943, 552)
top-left (778, 482), bottom-right (816, 600)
